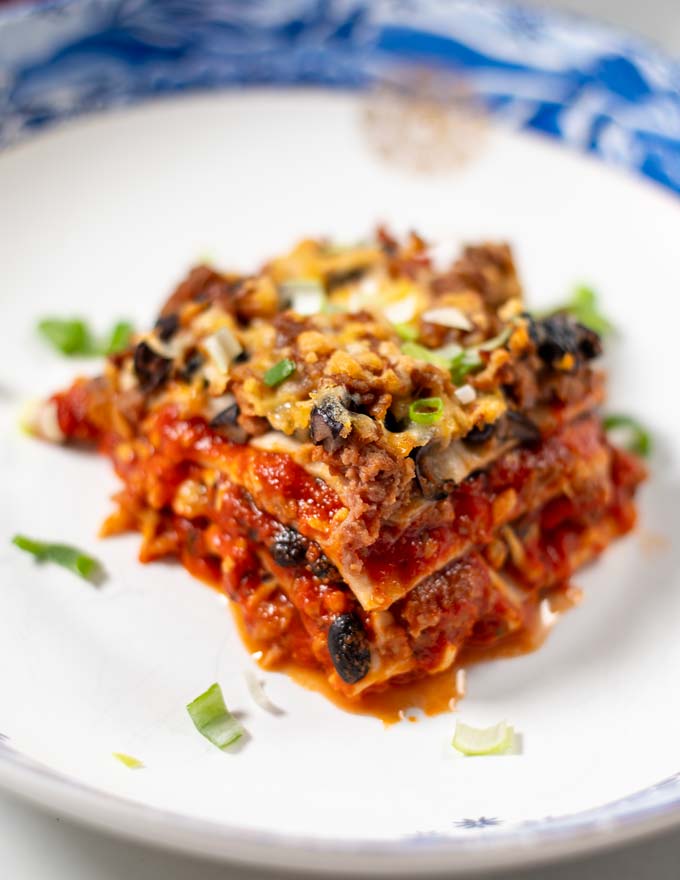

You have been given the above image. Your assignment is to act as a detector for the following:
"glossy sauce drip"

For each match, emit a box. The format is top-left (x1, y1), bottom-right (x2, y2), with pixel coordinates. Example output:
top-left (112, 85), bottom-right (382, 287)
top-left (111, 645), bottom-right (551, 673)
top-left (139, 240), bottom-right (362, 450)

top-left (280, 662), bottom-right (463, 725)
top-left (230, 586), bottom-right (581, 725)
top-left (459, 586), bottom-right (581, 666)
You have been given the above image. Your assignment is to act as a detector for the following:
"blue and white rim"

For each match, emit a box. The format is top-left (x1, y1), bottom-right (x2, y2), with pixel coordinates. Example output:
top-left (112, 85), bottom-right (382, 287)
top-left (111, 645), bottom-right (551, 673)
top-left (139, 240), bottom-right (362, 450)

top-left (1, 0), bottom-right (680, 869)
top-left (2, 0), bottom-right (680, 194)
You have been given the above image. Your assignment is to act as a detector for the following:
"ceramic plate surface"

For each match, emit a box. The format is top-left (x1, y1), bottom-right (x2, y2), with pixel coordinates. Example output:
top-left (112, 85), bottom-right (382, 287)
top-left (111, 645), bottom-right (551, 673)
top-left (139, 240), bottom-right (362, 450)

top-left (1, 2), bottom-right (680, 875)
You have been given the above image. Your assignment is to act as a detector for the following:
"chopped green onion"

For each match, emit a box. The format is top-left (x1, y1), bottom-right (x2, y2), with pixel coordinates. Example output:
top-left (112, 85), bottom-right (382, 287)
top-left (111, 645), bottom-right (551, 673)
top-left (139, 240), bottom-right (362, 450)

top-left (112, 752), bottom-right (144, 769)
top-left (37, 318), bottom-right (94, 356)
top-left (450, 348), bottom-right (483, 385)
top-left (409, 397), bottom-right (444, 425)
top-left (401, 331), bottom-right (502, 387)
top-left (436, 342), bottom-right (465, 360)
top-left (280, 280), bottom-right (326, 316)
top-left (320, 300), bottom-right (345, 315)
top-left (394, 322), bottom-right (419, 342)
top-left (401, 341), bottom-right (452, 368)
top-left (37, 317), bottom-right (135, 357)
top-left (12, 535), bottom-right (101, 582)
top-left (263, 358), bottom-right (296, 388)
top-left (104, 321), bottom-right (134, 355)
top-left (548, 286), bottom-right (614, 335)
top-left (243, 668), bottom-right (284, 715)
top-left (186, 683), bottom-right (245, 750)
top-left (603, 414), bottom-right (652, 457)
top-left (452, 720), bottom-right (515, 756)
top-left (476, 326), bottom-right (512, 352)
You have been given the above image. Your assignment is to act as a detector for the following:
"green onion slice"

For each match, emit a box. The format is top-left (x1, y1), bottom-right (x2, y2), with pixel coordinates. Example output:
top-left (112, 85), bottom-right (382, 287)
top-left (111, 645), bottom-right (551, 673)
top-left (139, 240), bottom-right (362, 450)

top-left (280, 280), bottom-right (326, 316)
top-left (452, 720), bottom-right (515, 756)
top-left (263, 358), bottom-right (296, 388)
top-left (112, 752), bottom-right (144, 769)
top-left (320, 301), bottom-right (345, 315)
top-left (409, 397), bottom-right (444, 425)
top-left (476, 326), bottom-right (512, 352)
top-left (401, 341), bottom-right (455, 368)
top-left (186, 683), bottom-right (245, 750)
top-left (104, 321), bottom-right (134, 355)
top-left (450, 348), bottom-right (483, 385)
top-left (37, 319), bottom-right (94, 356)
top-left (551, 286), bottom-right (614, 335)
top-left (37, 317), bottom-right (134, 357)
top-left (603, 414), bottom-right (652, 457)
top-left (12, 535), bottom-right (101, 582)
top-left (394, 322), bottom-right (419, 342)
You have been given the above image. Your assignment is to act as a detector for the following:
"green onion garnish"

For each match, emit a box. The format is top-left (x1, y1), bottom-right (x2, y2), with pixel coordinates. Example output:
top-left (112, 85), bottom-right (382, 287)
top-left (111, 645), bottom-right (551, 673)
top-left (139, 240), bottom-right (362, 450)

top-left (401, 341), bottom-right (453, 368)
top-left (603, 414), bottom-right (652, 457)
top-left (112, 752), bottom-right (144, 769)
top-left (394, 323), bottom-right (419, 342)
top-left (104, 321), bottom-right (134, 355)
top-left (555, 286), bottom-right (614, 335)
top-left (477, 326), bottom-right (512, 352)
top-left (402, 337), bottom-right (487, 386)
top-left (186, 683), bottom-right (245, 750)
top-left (450, 348), bottom-right (483, 385)
top-left (320, 301), bottom-right (345, 315)
top-left (401, 332), bottom-right (506, 387)
top-left (280, 280), bottom-right (326, 316)
top-left (37, 319), bottom-right (93, 356)
top-left (452, 720), bottom-right (515, 756)
top-left (12, 535), bottom-right (101, 582)
top-left (37, 317), bottom-right (134, 357)
top-left (263, 358), bottom-right (296, 388)
top-left (409, 397), bottom-right (444, 425)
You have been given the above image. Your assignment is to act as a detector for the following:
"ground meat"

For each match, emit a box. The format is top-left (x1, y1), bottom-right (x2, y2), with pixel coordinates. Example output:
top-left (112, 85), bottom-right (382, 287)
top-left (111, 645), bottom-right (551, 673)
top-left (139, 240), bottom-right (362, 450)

top-left (314, 436), bottom-right (417, 558)
top-left (159, 265), bottom-right (242, 317)
top-left (273, 312), bottom-right (311, 348)
top-left (431, 243), bottom-right (521, 307)
top-left (395, 553), bottom-right (491, 670)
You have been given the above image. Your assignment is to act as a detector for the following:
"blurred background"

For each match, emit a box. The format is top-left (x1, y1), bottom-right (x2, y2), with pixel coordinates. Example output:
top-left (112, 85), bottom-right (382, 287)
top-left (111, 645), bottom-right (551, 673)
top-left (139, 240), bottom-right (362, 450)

top-left (530, 0), bottom-right (679, 50)
top-left (0, 0), bottom-right (678, 50)
top-left (1, 0), bottom-right (679, 879)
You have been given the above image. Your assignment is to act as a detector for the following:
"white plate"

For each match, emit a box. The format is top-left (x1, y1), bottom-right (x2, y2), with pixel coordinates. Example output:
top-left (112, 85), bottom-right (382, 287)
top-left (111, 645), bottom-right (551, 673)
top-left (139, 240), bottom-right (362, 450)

top-left (1, 89), bottom-right (679, 875)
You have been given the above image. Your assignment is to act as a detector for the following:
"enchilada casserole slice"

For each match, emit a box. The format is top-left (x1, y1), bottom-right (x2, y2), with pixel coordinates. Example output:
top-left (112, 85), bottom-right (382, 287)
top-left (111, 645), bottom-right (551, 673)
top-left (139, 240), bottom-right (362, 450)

top-left (35, 230), bottom-right (646, 704)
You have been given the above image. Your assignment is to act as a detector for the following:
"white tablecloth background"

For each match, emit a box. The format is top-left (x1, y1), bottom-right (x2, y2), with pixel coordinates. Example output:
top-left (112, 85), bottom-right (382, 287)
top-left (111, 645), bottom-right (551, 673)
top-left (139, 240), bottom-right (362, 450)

top-left (3, 1), bottom-right (679, 877)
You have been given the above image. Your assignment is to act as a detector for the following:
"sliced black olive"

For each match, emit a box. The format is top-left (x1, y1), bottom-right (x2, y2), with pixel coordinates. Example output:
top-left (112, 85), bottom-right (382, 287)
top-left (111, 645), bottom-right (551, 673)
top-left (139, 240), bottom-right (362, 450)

top-left (528, 313), bottom-right (602, 367)
top-left (327, 613), bottom-right (371, 684)
top-left (576, 328), bottom-right (602, 360)
top-left (464, 422), bottom-right (496, 446)
top-left (346, 392), bottom-right (367, 413)
top-left (178, 350), bottom-right (204, 382)
top-left (133, 341), bottom-right (173, 393)
top-left (209, 402), bottom-right (248, 444)
top-left (209, 403), bottom-right (238, 426)
top-left (504, 410), bottom-right (541, 444)
top-left (307, 549), bottom-right (337, 580)
top-left (234, 349), bottom-right (250, 364)
top-left (270, 527), bottom-right (308, 568)
top-left (413, 444), bottom-right (453, 501)
top-left (384, 409), bottom-right (408, 433)
top-left (155, 312), bottom-right (179, 342)
top-left (310, 395), bottom-right (351, 450)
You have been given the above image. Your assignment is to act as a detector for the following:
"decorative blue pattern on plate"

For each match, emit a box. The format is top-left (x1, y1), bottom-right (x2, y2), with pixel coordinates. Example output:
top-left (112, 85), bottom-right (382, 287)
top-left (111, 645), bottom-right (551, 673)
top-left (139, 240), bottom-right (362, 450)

top-left (454, 817), bottom-right (502, 829)
top-left (1, 0), bottom-right (680, 864)
top-left (0, 0), bottom-right (679, 193)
